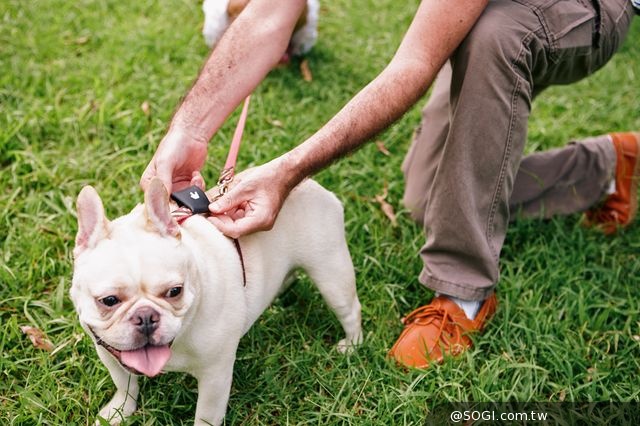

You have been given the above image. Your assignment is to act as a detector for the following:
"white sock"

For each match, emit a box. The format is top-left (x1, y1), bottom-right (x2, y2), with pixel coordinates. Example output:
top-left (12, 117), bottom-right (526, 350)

top-left (606, 178), bottom-right (616, 195)
top-left (437, 293), bottom-right (482, 320)
top-left (605, 134), bottom-right (617, 195)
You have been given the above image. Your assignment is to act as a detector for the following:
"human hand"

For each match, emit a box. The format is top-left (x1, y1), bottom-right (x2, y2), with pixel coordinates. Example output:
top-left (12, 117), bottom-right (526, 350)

top-left (206, 159), bottom-right (294, 238)
top-left (140, 131), bottom-right (208, 193)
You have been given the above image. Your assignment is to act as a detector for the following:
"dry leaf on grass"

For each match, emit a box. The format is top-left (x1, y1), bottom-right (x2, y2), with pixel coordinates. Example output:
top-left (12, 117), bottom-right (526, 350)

top-left (141, 101), bottom-right (151, 116)
top-left (270, 119), bottom-right (283, 128)
top-left (21, 325), bottom-right (54, 352)
top-left (300, 59), bottom-right (313, 82)
top-left (376, 197), bottom-right (397, 227)
top-left (373, 184), bottom-right (397, 227)
top-left (558, 389), bottom-right (566, 402)
top-left (74, 35), bottom-right (90, 45)
top-left (375, 140), bottom-right (391, 156)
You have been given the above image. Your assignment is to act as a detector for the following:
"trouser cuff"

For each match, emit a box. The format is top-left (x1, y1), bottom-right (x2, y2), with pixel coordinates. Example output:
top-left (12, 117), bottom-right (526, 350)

top-left (419, 267), bottom-right (495, 301)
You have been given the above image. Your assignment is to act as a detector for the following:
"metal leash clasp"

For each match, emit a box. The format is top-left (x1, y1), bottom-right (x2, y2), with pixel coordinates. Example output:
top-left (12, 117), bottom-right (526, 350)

top-left (212, 167), bottom-right (235, 202)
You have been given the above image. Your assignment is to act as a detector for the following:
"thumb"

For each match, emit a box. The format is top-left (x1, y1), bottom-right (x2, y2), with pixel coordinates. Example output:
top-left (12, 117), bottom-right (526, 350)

top-left (143, 160), bottom-right (173, 194)
top-left (190, 171), bottom-right (206, 190)
top-left (156, 165), bottom-right (174, 194)
top-left (140, 162), bottom-right (170, 193)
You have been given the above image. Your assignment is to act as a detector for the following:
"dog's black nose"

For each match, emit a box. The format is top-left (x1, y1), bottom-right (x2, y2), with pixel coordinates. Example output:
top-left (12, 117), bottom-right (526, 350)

top-left (130, 307), bottom-right (160, 337)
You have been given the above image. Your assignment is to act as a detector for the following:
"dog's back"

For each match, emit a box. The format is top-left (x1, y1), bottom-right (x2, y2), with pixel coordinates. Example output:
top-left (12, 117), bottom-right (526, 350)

top-left (228, 180), bottom-right (357, 335)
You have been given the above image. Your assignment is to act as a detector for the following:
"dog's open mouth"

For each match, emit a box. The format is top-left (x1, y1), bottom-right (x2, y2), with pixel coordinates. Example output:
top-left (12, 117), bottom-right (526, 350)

top-left (90, 328), bottom-right (172, 377)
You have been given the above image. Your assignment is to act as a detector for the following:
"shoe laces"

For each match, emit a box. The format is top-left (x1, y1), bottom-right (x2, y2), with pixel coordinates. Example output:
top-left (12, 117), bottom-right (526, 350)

top-left (402, 304), bottom-right (449, 326)
top-left (401, 304), bottom-right (466, 348)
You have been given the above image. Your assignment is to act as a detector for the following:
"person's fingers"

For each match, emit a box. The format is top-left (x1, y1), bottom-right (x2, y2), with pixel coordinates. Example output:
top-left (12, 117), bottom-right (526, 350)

top-left (206, 213), bottom-right (234, 228)
top-left (144, 159), bottom-right (174, 194)
top-left (228, 207), bottom-right (246, 220)
top-left (155, 163), bottom-right (171, 192)
top-left (207, 214), bottom-right (266, 239)
top-left (171, 179), bottom-right (193, 192)
top-left (209, 186), bottom-right (245, 214)
top-left (206, 215), bottom-right (242, 238)
top-left (190, 171), bottom-right (206, 190)
top-left (206, 214), bottom-right (230, 231)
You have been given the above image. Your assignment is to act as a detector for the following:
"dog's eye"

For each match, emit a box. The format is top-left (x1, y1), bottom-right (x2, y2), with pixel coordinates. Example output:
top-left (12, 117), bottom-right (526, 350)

top-left (166, 286), bottom-right (182, 298)
top-left (100, 295), bottom-right (120, 307)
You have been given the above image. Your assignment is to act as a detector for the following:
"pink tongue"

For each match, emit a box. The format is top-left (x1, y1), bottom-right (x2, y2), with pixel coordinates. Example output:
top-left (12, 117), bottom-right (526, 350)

top-left (120, 345), bottom-right (171, 377)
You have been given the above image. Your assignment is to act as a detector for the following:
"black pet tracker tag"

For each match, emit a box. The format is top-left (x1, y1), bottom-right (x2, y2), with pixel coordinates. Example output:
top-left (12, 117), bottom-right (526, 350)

top-left (170, 186), bottom-right (211, 214)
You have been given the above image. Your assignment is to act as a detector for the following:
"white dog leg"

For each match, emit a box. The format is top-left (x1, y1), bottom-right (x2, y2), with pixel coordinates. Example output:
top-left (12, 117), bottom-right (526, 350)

top-left (95, 346), bottom-right (139, 425)
top-left (305, 247), bottom-right (363, 352)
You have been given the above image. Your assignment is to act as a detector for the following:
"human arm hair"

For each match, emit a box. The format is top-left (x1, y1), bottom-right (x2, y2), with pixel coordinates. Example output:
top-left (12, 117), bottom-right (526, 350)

top-left (278, 0), bottom-right (488, 189)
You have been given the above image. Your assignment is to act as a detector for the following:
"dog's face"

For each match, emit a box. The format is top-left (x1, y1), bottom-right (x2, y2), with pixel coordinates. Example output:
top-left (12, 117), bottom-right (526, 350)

top-left (71, 179), bottom-right (197, 377)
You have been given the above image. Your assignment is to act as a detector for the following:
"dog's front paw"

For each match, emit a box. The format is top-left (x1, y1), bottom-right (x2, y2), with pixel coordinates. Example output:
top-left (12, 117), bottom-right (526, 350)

top-left (95, 393), bottom-right (137, 425)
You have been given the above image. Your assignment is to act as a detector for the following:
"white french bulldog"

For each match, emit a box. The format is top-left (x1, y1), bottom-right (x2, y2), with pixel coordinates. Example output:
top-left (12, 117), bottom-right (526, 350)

top-left (70, 177), bottom-right (362, 425)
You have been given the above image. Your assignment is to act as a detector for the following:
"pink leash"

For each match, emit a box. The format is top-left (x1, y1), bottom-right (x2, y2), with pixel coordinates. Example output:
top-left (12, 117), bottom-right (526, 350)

top-left (215, 95), bottom-right (251, 286)
top-left (215, 95), bottom-right (251, 197)
top-left (171, 95), bottom-right (252, 286)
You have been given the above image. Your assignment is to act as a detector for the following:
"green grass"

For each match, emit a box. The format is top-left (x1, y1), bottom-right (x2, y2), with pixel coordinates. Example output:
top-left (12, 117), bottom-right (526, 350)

top-left (1, 0), bottom-right (639, 424)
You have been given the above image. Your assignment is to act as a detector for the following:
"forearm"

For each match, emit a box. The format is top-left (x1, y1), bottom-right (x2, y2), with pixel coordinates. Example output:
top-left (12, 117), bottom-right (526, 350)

top-left (281, 59), bottom-right (432, 186)
top-left (279, 0), bottom-right (488, 189)
top-left (168, 0), bottom-right (306, 143)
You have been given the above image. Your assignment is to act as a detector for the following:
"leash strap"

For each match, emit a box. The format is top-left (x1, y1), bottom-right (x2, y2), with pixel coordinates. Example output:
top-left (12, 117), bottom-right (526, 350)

top-left (232, 238), bottom-right (247, 288)
top-left (170, 95), bottom-right (252, 287)
top-left (225, 95), bottom-right (251, 175)
top-left (214, 95), bottom-right (251, 199)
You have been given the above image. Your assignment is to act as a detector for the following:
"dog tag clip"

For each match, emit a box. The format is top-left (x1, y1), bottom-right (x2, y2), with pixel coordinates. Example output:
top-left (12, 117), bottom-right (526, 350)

top-left (170, 186), bottom-right (211, 214)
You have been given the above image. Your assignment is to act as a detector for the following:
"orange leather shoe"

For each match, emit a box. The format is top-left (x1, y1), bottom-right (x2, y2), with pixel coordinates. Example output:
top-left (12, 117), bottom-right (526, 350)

top-left (389, 294), bottom-right (497, 369)
top-left (583, 132), bottom-right (640, 235)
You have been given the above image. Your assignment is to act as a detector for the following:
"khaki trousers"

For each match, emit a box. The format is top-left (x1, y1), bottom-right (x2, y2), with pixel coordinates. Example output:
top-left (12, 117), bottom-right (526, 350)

top-left (402, 0), bottom-right (635, 300)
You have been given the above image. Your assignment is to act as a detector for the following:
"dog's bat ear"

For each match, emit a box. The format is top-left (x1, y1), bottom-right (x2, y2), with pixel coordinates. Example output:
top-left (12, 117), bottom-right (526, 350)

top-left (74, 186), bottom-right (110, 258)
top-left (144, 178), bottom-right (180, 238)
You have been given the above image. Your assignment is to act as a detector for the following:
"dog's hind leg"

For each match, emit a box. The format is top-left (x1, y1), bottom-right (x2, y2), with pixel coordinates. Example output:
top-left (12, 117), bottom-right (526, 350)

top-left (304, 244), bottom-right (363, 353)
